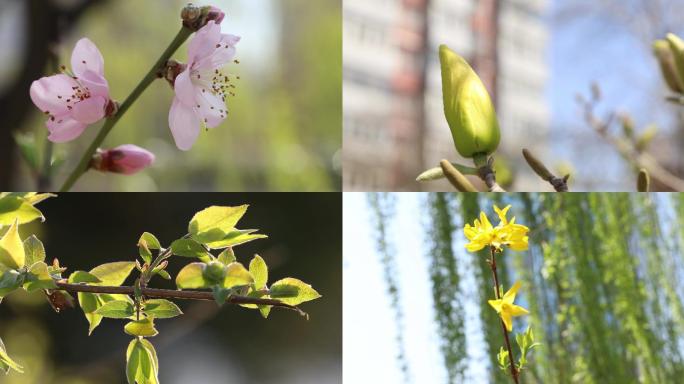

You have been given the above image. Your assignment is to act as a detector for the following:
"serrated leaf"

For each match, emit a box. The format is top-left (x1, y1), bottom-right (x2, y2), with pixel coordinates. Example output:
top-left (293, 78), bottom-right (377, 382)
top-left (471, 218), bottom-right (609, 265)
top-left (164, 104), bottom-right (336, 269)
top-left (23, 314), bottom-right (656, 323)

top-left (90, 261), bottom-right (136, 286)
top-left (144, 299), bottom-right (182, 319)
top-left (0, 337), bottom-right (23, 374)
top-left (0, 220), bottom-right (25, 269)
top-left (0, 195), bottom-right (44, 227)
top-left (249, 254), bottom-right (268, 289)
top-left (170, 239), bottom-right (211, 259)
top-left (23, 235), bottom-right (45, 266)
top-left (269, 278), bottom-right (321, 306)
top-left (223, 262), bottom-right (254, 289)
top-left (23, 261), bottom-right (57, 292)
top-left (205, 229), bottom-right (268, 249)
top-left (125, 318), bottom-right (159, 337)
top-left (189, 205), bottom-right (249, 244)
top-left (68, 270), bottom-right (102, 284)
top-left (176, 262), bottom-right (208, 289)
top-left (94, 300), bottom-right (134, 318)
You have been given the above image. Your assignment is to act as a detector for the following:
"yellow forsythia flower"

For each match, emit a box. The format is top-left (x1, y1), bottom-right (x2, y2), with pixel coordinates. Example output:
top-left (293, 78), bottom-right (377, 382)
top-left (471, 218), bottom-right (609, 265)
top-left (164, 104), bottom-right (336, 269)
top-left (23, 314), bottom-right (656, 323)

top-left (463, 205), bottom-right (529, 252)
top-left (488, 281), bottom-right (529, 332)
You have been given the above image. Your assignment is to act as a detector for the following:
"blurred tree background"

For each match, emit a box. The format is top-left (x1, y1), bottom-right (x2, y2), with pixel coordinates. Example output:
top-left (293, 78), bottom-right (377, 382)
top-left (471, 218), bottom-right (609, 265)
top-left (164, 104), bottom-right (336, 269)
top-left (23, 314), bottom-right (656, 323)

top-left (0, 0), bottom-right (341, 191)
top-left (0, 193), bottom-right (341, 384)
top-left (363, 192), bottom-right (684, 383)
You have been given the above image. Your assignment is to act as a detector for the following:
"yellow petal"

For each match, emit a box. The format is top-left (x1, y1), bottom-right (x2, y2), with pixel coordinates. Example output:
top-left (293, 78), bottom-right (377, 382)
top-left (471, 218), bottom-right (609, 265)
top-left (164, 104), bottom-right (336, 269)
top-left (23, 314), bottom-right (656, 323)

top-left (479, 212), bottom-right (493, 230)
top-left (488, 299), bottom-right (502, 312)
top-left (464, 224), bottom-right (476, 240)
top-left (466, 241), bottom-right (485, 252)
top-left (503, 281), bottom-right (522, 303)
top-left (0, 219), bottom-right (25, 269)
top-left (509, 304), bottom-right (530, 316)
top-left (500, 311), bottom-right (513, 332)
top-left (494, 205), bottom-right (511, 225)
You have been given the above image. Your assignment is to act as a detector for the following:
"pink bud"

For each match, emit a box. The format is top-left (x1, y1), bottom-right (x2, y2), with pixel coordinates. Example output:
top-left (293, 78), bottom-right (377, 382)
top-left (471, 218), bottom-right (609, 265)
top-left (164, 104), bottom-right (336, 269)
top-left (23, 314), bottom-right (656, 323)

top-left (92, 144), bottom-right (155, 175)
top-left (206, 6), bottom-right (225, 24)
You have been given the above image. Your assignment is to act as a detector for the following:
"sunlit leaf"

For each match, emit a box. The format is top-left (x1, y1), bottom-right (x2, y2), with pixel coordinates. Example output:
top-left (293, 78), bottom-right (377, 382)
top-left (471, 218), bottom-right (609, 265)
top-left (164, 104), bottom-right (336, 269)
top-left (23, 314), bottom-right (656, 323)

top-left (269, 277), bottom-right (321, 306)
top-left (176, 262), bottom-right (208, 289)
top-left (204, 229), bottom-right (267, 249)
top-left (249, 254), bottom-right (268, 289)
top-left (0, 220), bottom-right (25, 269)
top-left (90, 261), bottom-right (136, 286)
top-left (23, 235), bottom-right (45, 266)
top-left (217, 247), bottom-right (236, 264)
top-left (23, 261), bottom-right (57, 292)
top-left (138, 232), bottom-right (161, 250)
top-left (189, 205), bottom-right (249, 244)
top-left (125, 318), bottom-right (159, 337)
top-left (94, 300), bottom-right (135, 318)
top-left (170, 239), bottom-right (210, 259)
top-left (223, 262), bottom-right (253, 289)
top-left (0, 270), bottom-right (22, 299)
top-left (68, 270), bottom-right (102, 284)
top-left (0, 337), bottom-right (23, 374)
top-left (0, 196), bottom-right (44, 227)
top-left (143, 299), bottom-right (182, 318)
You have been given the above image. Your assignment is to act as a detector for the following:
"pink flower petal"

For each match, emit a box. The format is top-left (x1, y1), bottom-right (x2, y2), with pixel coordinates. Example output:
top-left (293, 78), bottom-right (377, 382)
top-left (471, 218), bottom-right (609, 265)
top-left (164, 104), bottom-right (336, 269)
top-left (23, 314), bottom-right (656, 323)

top-left (169, 98), bottom-right (201, 151)
top-left (188, 21), bottom-right (221, 67)
top-left (195, 87), bottom-right (227, 128)
top-left (173, 69), bottom-right (197, 107)
top-left (71, 38), bottom-right (105, 78)
top-left (46, 116), bottom-right (87, 143)
top-left (78, 69), bottom-right (109, 98)
top-left (195, 33), bottom-right (240, 70)
top-left (71, 95), bottom-right (106, 124)
top-left (29, 74), bottom-right (79, 116)
top-left (107, 144), bottom-right (155, 174)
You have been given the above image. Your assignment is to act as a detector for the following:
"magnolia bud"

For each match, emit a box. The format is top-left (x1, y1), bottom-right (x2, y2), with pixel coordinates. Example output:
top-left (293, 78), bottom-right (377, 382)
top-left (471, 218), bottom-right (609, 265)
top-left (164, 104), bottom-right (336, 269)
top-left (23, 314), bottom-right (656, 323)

top-left (91, 144), bottom-right (155, 175)
top-left (653, 39), bottom-right (683, 93)
top-left (439, 45), bottom-right (500, 159)
top-left (666, 33), bottom-right (684, 92)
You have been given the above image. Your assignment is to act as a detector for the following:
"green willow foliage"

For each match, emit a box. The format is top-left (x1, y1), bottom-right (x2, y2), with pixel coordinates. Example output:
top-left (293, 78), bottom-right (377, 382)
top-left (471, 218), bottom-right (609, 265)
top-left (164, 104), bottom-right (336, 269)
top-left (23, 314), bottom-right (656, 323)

top-left (370, 193), bottom-right (684, 384)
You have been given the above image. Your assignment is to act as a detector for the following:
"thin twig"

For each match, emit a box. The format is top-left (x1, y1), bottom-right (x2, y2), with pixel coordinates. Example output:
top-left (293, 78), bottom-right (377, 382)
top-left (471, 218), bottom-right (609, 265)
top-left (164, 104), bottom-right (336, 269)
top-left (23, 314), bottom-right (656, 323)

top-left (488, 247), bottom-right (519, 384)
top-left (54, 280), bottom-right (308, 317)
top-left (522, 149), bottom-right (569, 192)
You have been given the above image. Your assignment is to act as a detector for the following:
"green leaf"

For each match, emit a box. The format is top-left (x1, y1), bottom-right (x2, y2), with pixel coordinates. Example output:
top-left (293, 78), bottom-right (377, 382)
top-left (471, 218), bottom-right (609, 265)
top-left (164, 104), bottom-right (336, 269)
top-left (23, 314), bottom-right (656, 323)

top-left (212, 286), bottom-right (230, 306)
top-left (138, 243), bottom-right (152, 264)
top-left (125, 317), bottom-right (159, 337)
top-left (217, 247), bottom-right (236, 264)
top-left (21, 193), bottom-right (54, 205)
top-left (94, 300), bottom-right (135, 318)
top-left (23, 235), bottom-right (46, 266)
top-left (204, 229), bottom-right (268, 249)
top-left (68, 270), bottom-right (102, 284)
top-left (0, 270), bottom-right (22, 299)
top-left (140, 339), bottom-right (160, 384)
top-left (249, 254), bottom-right (268, 289)
top-left (0, 220), bottom-right (25, 269)
top-left (189, 205), bottom-right (249, 244)
top-left (90, 261), bottom-right (136, 286)
top-left (156, 270), bottom-right (171, 280)
top-left (223, 262), bottom-right (254, 289)
top-left (0, 195), bottom-right (44, 227)
top-left (176, 262), bottom-right (208, 289)
top-left (143, 299), bottom-right (182, 319)
top-left (170, 239), bottom-right (211, 259)
top-left (126, 338), bottom-right (159, 384)
top-left (78, 292), bottom-right (102, 334)
top-left (0, 337), bottom-right (23, 374)
top-left (138, 232), bottom-right (161, 250)
top-left (126, 339), bottom-right (142, 384)
top-left (269, 278), bottom-right (321, 306)
top-left (23, 261), bottom-right (57, 292)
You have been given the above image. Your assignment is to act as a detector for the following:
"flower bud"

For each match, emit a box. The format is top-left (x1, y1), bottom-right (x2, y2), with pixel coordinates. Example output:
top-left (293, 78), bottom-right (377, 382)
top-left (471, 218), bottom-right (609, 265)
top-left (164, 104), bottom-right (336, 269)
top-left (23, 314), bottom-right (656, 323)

top-left (181, 3), bottom-right (225, 31)
top-left (666, 33), bottom-right (684, 92)
top-left (653, 39), bottom-right (683, 93)
top-left (91, 144), bottom-right (155, 175)
top-left (439, 45), bottom-right (500, 159)
top-left (202, 261), bottom-right (226, 285)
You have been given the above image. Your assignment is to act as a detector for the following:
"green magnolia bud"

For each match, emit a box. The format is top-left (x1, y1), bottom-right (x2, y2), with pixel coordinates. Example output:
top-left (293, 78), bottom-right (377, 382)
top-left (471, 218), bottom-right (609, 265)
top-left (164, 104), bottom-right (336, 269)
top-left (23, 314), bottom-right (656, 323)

top-left (439, 44), bottom-right (500, 159)
top-left (653, 39), bottom-right (684, 93)
top-left (666, 33), bottom-right (684, 92)
top-left (202, 261), bottom-right (226, 285)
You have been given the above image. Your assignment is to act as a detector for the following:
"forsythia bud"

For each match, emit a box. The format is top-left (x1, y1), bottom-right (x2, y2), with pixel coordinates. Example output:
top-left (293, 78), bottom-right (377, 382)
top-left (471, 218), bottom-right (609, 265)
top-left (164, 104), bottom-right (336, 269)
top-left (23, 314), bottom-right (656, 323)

top-left (653, 39), bottom-right (684, 93)
top-left (91, 145), bottom-right (155, 175)
top-left (439, 44), bottom-right (500, 159)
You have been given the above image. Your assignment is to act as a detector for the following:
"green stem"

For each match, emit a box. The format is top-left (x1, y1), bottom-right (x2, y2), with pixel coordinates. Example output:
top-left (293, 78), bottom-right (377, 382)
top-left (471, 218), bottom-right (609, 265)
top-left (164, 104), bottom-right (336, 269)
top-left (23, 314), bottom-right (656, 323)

top-left (59, 26), bottom-right (193, 191)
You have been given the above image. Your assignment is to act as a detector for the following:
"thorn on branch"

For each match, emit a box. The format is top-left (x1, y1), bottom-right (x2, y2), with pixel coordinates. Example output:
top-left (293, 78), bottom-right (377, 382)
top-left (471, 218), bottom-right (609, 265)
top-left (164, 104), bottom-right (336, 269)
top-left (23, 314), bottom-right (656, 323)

top-left (522, 149), bottom-right (569, 192)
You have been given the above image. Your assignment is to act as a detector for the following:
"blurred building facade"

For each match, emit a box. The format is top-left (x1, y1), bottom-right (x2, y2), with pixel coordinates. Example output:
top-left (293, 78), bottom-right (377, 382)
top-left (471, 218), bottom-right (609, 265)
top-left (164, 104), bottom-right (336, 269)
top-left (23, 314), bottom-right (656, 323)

top-left (343, 0), bottom-right (549, 190)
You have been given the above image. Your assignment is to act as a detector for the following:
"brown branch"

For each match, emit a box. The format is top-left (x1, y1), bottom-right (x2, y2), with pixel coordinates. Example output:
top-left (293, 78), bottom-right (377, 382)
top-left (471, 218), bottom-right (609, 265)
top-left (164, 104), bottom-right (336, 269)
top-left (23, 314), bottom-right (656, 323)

top-left (488, 247), bottom-right (519, 384)
top-left (54, 280), bottom-right (308, 317)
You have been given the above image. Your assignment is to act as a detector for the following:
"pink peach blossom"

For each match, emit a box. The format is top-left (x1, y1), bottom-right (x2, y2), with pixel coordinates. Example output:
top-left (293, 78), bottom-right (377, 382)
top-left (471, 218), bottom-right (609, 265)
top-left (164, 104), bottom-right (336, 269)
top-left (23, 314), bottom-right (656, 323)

top-left (169, 20), bottom-right (240, 150)
top-left (93, 144), bottom-right (155, 175)
top-left (29, 38), bottom-right (111, 143)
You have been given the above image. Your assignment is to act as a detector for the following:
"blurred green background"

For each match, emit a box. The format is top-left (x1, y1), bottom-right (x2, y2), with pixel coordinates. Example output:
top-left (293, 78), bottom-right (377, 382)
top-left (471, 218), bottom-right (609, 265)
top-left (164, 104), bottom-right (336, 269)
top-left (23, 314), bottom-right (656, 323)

top-left (0, 193), bottom-right (341, 383)
top-left (0, 0), bottom-right (341, 191)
